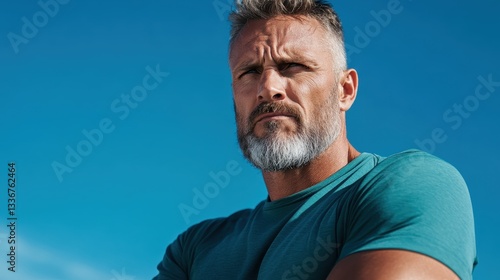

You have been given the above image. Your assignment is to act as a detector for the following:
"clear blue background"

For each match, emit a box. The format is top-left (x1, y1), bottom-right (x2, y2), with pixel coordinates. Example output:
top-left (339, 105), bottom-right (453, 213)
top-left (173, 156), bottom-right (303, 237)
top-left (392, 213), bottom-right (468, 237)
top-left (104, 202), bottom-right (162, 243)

top-left (0, 0), bottom-right (498, 279)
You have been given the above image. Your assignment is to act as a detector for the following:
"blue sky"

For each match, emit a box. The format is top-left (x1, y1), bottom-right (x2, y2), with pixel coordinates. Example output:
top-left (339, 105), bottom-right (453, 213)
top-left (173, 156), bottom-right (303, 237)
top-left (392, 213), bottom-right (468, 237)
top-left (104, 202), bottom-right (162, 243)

top-left (0, 0), bottom-right (499, 279)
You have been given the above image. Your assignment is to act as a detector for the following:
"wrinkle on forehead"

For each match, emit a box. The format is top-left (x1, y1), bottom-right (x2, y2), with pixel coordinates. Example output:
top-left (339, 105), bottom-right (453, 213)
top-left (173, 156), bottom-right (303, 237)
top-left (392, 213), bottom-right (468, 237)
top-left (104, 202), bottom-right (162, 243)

top-left (229, 15), bottom-right (330, 69)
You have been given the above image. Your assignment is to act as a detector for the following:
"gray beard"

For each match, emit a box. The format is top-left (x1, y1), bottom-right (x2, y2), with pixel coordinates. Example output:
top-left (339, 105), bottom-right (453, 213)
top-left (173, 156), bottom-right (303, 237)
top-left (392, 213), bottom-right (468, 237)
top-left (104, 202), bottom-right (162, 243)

top-left (237, 95), bottom-right (341, 172)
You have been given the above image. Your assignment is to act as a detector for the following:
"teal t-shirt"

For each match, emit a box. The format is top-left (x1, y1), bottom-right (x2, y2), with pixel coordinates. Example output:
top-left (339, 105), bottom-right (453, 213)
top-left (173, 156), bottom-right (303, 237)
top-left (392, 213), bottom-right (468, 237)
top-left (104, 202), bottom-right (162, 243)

top-left (154, 150), bottom-right (477, 279)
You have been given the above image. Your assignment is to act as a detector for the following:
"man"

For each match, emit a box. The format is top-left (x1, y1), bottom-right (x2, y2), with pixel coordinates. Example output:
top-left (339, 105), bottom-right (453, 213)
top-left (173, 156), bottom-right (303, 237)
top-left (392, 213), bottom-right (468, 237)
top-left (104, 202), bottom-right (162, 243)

top-left (153, 0), bottom-right (477, 279)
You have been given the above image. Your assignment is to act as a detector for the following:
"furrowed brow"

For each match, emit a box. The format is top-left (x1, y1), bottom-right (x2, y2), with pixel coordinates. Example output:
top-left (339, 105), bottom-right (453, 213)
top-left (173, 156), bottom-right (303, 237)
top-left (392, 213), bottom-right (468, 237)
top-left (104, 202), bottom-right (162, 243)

top-left (235, 60), bottom-right (261, 73)
top-left (275, 53), bottom-right (318, 67)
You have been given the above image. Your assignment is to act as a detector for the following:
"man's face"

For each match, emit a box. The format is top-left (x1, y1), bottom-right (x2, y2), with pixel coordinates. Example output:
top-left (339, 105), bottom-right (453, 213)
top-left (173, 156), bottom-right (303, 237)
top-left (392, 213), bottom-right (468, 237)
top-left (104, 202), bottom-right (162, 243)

top-left (229, 15), bottom-right (343, 171)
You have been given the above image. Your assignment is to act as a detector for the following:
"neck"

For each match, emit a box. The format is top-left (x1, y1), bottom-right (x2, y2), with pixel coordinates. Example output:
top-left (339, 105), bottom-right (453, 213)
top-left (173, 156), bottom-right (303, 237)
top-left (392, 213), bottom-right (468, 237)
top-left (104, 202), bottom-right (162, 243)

top-left (262, 137), bottom-right (360, 201)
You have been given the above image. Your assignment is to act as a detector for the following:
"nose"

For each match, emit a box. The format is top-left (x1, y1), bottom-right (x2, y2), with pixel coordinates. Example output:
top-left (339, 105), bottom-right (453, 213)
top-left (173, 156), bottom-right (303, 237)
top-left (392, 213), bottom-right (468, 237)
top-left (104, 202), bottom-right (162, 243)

top-left (258, 69), bottom-right (286, 102)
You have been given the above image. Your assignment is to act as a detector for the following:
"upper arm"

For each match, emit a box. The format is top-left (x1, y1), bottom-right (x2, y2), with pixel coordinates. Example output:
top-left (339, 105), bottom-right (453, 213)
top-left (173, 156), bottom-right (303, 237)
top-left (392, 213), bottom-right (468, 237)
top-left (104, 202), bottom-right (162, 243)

top-left (327, 249), bottom-right (459, 280)
top-left (333, 151), bottom-right (477, 279)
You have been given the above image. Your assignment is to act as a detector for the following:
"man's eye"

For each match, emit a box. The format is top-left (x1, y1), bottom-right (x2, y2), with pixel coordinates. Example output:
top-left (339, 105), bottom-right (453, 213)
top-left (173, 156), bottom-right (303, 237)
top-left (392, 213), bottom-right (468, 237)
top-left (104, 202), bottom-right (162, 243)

top-left (245, 69), bottom-right (259, 74)
top-left (239, 68), bottom-right (260, 78)
top-left (280, 63), bottom-right (304, 71)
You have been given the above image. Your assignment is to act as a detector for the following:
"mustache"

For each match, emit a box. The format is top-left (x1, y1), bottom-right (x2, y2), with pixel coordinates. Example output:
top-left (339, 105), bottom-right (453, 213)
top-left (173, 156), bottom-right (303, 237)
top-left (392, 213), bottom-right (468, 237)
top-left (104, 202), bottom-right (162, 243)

top-left (248, 102), bottom-right (301, 128)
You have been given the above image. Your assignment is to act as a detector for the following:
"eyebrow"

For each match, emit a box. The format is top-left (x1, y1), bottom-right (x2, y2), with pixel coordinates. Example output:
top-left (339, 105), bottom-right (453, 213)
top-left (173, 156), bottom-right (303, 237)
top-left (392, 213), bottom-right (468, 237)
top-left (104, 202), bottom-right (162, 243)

top-left (234, 56), bottom-right (318, 73)
top-left (235, 60), bottom-right (261, 72)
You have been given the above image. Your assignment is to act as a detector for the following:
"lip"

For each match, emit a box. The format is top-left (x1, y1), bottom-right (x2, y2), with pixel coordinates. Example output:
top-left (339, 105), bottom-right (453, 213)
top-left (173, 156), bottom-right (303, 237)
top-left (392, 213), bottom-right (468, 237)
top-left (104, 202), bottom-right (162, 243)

top-left (254, 113), bottom-right (293, 124)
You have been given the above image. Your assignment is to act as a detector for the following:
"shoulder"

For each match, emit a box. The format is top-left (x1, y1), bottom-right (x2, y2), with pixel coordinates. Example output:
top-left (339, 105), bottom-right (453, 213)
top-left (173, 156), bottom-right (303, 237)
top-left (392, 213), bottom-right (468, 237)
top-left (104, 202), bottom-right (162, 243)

top-left (193, 207), bottom-right (254, 230)
top-left (155, 206), bottom-right (258, 278)
top-left (377, 149), bottom-right (459, 173)
top-left (363, 149), bottom-right (466, 190)
top-left (349, 149), bottom-right (471, 221)
top-left (185, 207), bottom-right (254, 237)
top-left (177, 205), bottom-right (258, 250)
top-left (339, 149), bottom-right (477, 279)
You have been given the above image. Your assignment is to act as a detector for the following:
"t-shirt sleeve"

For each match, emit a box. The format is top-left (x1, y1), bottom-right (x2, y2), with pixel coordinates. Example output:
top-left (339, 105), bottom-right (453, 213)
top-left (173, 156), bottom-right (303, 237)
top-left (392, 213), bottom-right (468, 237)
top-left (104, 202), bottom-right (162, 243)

top-left (338, 150), bottom-right (477, 280)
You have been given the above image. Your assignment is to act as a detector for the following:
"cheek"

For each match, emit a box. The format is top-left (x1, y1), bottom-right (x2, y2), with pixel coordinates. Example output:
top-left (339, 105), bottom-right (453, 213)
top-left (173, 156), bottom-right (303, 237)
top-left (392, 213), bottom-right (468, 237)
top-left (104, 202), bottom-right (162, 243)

top-left (233, 95), bottom-right (250, 115)
top-left (292, 72), bottom-right (331, 94)
top-left (233, 83), bottom-right (257, 117)
top-left (233, 97), bottom-right (252, 132)
top-left (289, 75), bottom-right (330, 106)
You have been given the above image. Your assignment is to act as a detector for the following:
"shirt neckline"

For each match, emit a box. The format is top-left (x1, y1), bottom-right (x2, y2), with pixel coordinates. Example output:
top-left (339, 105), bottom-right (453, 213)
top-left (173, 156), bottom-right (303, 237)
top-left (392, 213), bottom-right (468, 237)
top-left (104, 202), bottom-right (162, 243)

top-left (262, 152), bottom-right (376, 211)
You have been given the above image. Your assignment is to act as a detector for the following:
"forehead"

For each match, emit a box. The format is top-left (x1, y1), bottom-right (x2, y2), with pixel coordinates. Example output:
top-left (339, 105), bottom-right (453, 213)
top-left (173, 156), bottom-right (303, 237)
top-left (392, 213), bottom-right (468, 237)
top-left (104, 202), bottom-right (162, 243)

top-left (229, 15), bottom-right (330, 67)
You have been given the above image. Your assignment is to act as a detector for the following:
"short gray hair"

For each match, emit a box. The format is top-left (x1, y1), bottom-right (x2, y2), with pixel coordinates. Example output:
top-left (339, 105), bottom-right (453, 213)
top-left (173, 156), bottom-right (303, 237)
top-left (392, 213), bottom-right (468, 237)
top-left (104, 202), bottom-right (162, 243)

top-left (229, 0), bottom-right (346, 71)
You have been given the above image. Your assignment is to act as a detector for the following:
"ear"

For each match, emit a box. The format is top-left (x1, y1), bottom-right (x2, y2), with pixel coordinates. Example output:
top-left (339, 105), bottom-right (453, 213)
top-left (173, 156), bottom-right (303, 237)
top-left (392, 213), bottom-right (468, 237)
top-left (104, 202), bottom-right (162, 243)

top-left (338, 69), bottom-right (358, 112)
